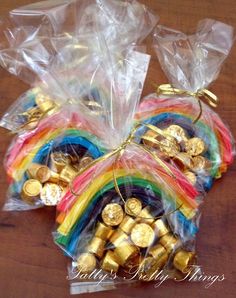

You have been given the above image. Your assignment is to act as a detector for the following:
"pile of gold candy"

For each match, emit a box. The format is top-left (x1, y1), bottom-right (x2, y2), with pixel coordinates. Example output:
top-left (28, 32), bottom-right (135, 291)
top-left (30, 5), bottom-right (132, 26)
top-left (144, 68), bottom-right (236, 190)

top-left (76, 198), bottom-right (196, 279)
top-left (143, 124), bottom-right (210, 186)
top-left (19, 92), bottom-right (58, 130)
top-left (21, 154), bottom-right (93, 206)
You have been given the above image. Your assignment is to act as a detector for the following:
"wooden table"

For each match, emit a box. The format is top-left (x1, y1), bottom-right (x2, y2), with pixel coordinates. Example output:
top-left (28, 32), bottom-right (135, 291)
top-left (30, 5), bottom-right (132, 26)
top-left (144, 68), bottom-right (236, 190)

top-left (0, 1), bottom-right (236, 297)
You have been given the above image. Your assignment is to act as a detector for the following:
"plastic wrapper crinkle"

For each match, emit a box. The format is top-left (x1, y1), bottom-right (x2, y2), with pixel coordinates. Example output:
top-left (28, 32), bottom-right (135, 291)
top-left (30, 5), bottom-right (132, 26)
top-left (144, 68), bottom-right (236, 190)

top-left (0, 0), bottom-right (157, 132)
top-left (0, 0), bottom-right (158, 211)
top-left (136, 19), bottom-right (235, 194)
top-left (53, 24), bottom-right (203, 298)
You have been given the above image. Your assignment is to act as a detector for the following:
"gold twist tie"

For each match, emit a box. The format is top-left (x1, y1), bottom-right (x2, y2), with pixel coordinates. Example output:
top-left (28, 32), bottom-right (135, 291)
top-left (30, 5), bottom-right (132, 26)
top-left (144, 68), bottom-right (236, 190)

top-left (69, 122), bottom-right (182, 220)
top-left (156, 83), bottom-right (218, 123)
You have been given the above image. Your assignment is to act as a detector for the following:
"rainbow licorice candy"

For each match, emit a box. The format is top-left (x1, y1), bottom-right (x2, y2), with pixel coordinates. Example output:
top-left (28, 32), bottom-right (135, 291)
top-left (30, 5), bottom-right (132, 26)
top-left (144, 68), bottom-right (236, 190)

top-left (4, 109), bottom-right (106, 210)
top-left (55, 148), bottom-right (199, 257)
top-left (135, 95), bottom-right (235, 191)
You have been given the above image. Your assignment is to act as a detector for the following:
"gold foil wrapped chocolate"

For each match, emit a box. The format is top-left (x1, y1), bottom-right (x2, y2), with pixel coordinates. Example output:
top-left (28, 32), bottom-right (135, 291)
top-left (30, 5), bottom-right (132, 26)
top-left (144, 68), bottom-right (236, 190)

top-left (173, 250), bottom-right (196, 273)
top-left (159, 137), bottom-right (180, 157)
top-left (114, 242), bottom-right (139, 266)
top-left (101, 251), bottom-right (119, 273)
top-left (95, 222), bottom-right (114, 241)
top-left (77, 253), bottom-right (97, 274)
top-left (21, 179), bottom-right (42, 204)
top-left (149, 244), bottom-right (167, 260)
top-left (164, 125), bottom-right (188, 144)
top-left (119, 216), bottom-right (136, 234)
top-left (192, 156), bottom-right (210, 172)
top-left (173, 152), bottom-right (194, 171)
top-left (102, 203), bottom-right (124, 226)
top-left (59, 165), bottom-right (78, 184)
top-left (131, 223), bottom-right (155, 248)
top-left (186, 137), bottom-right (206, 156)
top-left (152, 219), bottom-right (169, 238)
top-left (159, 234), bottom-right (179, 253)
top-left (110, 229), bottom-right (129, 247)
top-left (48, 171), bottom-right (60, 183)
top-left (87, 237), bottom-right (106, 259)
top-left (50, 153), bottom-right (71, 173)
top-left (141, 124), bottom-right (210, 186)
top-left (35, 94), bottom-right (57, 115)
top-left (136, 207), bottom-right (154, 225)
top-left (40, 183), bottom-right (62, 206)
top-left (27, 163), bottom-right (51, 183)
top-left (125, 198), bottom-right (142, 217)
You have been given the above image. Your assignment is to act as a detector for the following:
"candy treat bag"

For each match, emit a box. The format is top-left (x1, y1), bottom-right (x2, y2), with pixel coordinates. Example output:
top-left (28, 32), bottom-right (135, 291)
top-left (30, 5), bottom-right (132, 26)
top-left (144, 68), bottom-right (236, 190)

top-left (0, 0), bottom-right (157, 133)
top-left (0, 0), bottom-right (158, 210)
top-left (136, 19), bottom-right (235, 193)
top-left (52, 26), bottom-right (202, 295)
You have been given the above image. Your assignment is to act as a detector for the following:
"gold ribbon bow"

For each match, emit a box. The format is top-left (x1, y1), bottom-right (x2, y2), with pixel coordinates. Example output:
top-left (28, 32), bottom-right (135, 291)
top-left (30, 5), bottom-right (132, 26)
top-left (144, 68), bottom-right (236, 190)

top-left (156, 83), bottom-right (218, 123)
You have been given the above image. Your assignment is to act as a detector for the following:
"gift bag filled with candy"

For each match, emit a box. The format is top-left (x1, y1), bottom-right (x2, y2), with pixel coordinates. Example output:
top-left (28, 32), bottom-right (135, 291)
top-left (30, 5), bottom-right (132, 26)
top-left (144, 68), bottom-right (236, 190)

top-left (136, 19), bottom-right (235, 194)
top-left (0, 0), bottom-right (158, 211)
top-left (51, 21), bottom-right (203, 295)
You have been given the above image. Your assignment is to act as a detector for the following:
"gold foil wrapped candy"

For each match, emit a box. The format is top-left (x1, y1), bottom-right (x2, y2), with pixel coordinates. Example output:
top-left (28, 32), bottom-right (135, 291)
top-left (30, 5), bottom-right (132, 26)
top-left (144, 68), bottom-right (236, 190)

top-left (142, 124), bottom-right (210, 183)
top-left (95, 222), bottom-right (114, 241)
top-left (136, 207), bottom-right (155, 225)
top-left (77, 253), bottom-right (97, 274)
top-left (50, 152), bottom-right (71, 173)
top-left (152, 219), bottom-right (169, 238)
top-left (139, 253), bottom-right (168, 281)
top-left (159, 233), bottom-right (180, 253)
top-left (125, 198), bottom-right (142, 217)
top-left (35, 94), bottom-right (57, 115)
top-left (102, 203), bottom-right (124, 226)
top-left (192, 156), bottom-right (211, 172)
top-left (101, 251), bottom-right (119, 273)
top-left (173, 153), bottom-right (194, 171)
top-left (164, 125), bottom-right (188, 144)
top-left (149, 244), bottom-right (168, 260)
top-left (59, 165), bottom-right (78, 184)
top-left (87, 237), bottom-right (106, 259)
top-left (186, 137), bottom-right (206, 156)
top-left (21, 179), bottom-right (42, 204)
top-left (119, 216), bottom-right (136, 234)
top-left (159, 137), bottom-right (180, 157)
top-left (142, 129), bottom-right (160, 148)
top-left (130, 223), bottom-right (155, 248)
top-left (40, 183), bottom-right (63, 206)
top-left (114, 242), bottom-right (139, 267)
top-left (110, 229), bottom-right (129, 247)
top-left (74, 200), bottom-right (195, 279)
top-left (48, 171), bottom-right (60, 183)
top-left (27, 163), bottom-right (51, 183)
top-left (173, 250), bottom-right (196, 273)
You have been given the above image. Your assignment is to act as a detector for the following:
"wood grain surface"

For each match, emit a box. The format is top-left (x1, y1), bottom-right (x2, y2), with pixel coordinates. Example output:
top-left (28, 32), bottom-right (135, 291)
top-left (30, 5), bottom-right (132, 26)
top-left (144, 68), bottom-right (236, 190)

top-left (0, 1), bottom-right (236, 298)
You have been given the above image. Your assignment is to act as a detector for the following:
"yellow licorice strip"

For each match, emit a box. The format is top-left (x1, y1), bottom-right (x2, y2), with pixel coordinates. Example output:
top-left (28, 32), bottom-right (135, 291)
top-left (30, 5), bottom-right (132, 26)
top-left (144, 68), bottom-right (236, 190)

top-left (58, 169), bottom-right (196, 236)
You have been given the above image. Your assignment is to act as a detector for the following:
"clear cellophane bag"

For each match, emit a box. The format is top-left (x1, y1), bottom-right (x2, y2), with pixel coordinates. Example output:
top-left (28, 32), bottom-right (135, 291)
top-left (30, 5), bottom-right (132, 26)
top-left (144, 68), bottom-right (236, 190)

top-left (0, 0), bottom-right (158, 211)
top-left (50, 15), bottom-right (202, 297)
top-left (136, 19), bottom-right (235, 194)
